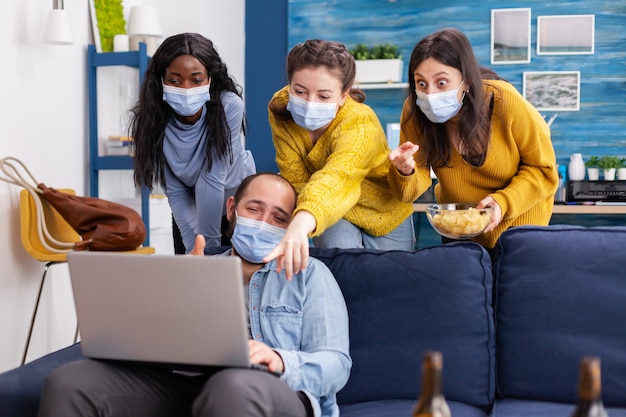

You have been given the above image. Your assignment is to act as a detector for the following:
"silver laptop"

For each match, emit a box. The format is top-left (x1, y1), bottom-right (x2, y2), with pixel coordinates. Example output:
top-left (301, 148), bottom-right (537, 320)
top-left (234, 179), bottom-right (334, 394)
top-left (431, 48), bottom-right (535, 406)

top-left (67, 251), bottom-right (260, 372)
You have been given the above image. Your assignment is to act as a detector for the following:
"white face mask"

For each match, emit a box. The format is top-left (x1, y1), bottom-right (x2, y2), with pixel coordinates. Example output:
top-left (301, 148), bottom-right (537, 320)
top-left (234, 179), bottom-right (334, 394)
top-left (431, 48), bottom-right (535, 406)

top-left (286, 93), bottom-right (339, 131)
top-left (230, 214), bottom-right (286, 264)
top-left (162, 83), bottom-right (211, 117)
top-left (415, 81), bottom-right (465, 123)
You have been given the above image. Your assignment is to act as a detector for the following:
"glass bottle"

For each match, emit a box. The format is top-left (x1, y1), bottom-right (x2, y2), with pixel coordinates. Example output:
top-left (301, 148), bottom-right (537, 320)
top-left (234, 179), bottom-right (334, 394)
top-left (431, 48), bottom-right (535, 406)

top-left (569, 153), bottom-right (586, 181)
top-left (412, 351), bottom-right (451, 417)
top-left (555, 164), bottom-right (567, 203)
top-left (571, 356), bottom-right (608, 417)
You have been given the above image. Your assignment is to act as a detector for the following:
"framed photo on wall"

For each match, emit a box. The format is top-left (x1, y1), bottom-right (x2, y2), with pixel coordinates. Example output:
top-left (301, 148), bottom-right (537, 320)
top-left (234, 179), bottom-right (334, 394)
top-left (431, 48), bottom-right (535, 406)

top-left (490, 8), bottom-right (531, 64)
top-left (537, 15), bottom-right (595, 55)
top-left (523, 71), bottom-right (581, 111)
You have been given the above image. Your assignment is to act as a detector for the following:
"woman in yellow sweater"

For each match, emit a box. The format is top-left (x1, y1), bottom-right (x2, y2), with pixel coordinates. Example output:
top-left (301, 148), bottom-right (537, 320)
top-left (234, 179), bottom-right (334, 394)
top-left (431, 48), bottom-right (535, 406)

top-left (266, 39), bottom-right (415, 279)
top-left (389, 28), bottom-right (558, 250)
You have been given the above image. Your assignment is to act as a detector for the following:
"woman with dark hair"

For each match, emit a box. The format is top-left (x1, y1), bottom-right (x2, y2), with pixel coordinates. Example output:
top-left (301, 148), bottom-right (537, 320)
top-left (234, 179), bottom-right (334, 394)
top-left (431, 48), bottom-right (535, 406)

top-left (389, 28), bottom-right (557, 251)
top-left (131, 33), bottom-right (255, 254)
top-left (266, 39), bottom-right (415, 279)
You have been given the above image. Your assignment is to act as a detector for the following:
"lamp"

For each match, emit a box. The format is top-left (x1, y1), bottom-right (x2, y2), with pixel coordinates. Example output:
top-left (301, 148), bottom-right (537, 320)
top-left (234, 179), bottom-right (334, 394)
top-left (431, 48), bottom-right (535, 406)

top-left (43, 0), bottom-right (74, 45)
top-left (128, 5), bottom-right (162, 37)
top-left (127, 5), bottom-right (162, 55)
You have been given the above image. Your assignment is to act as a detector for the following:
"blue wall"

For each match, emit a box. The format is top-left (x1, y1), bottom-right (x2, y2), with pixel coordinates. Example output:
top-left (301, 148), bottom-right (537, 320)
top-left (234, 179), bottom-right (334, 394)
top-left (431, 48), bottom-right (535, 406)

top-left (245, 0), bottom-right (625, 247)
top-left (246, 0), bottom-right (625, 171)
top-left (245, 0), bottom-right (288, 173)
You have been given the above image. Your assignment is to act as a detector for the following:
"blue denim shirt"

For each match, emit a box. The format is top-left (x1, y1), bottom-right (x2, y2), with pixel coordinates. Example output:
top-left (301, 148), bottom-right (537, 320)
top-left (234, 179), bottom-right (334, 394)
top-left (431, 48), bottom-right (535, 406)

top-left (247, 254), bottom-right (351, 417)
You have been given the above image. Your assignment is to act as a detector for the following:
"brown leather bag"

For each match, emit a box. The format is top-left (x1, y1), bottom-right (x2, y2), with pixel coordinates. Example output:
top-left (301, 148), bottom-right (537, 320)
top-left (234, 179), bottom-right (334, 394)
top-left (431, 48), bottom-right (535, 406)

top-left (38, 183), bottom-right (146, 251)
top-left (1, 156), bottom-right (146, 252)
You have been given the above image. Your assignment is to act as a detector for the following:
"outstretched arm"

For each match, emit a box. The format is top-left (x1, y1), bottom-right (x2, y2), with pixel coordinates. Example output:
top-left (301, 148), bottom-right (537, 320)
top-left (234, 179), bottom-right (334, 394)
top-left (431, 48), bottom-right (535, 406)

top-left (263, 211), bottom-right (316, 281)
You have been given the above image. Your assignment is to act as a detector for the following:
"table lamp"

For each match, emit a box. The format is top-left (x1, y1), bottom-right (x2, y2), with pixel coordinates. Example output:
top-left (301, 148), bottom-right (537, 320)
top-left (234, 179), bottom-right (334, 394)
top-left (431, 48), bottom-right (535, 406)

top-left (127, 5), bottom-right (162, 55)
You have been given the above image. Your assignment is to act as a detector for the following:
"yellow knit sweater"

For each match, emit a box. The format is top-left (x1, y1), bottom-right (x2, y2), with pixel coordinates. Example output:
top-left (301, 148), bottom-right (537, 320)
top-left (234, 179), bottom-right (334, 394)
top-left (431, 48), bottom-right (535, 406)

top-left (269, 85), bottom-right (414, 237)
top-left (388, 80), bottom-right (558, 248)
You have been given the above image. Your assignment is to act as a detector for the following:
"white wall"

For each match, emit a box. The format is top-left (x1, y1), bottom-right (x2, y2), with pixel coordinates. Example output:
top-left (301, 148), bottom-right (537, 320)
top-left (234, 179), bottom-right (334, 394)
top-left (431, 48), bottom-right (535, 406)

top-left (0, 0), bottom-right (244, 372)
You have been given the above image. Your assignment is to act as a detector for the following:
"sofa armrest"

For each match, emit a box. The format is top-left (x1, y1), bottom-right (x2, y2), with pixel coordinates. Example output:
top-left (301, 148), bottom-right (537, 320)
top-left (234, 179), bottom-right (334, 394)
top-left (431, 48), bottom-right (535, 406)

top-left (0, 343), bottom-right (83, 417)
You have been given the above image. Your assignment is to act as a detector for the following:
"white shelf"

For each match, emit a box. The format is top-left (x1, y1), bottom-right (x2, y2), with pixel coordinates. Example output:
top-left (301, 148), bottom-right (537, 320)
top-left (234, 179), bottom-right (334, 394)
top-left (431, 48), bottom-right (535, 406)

top-left (353, 82), bottom-right (408, 90)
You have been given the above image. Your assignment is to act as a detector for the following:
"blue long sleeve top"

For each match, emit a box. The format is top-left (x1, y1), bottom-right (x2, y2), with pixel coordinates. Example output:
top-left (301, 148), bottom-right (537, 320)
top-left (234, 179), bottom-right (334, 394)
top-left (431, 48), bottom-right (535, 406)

top-left (163, 91), bottom-right (256, 251)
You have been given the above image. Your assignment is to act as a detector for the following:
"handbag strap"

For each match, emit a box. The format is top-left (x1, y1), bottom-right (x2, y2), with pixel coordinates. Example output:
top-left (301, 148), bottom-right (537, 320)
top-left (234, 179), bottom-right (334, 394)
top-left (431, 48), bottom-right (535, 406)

top-left (0, 157), bottom-right (74, 253)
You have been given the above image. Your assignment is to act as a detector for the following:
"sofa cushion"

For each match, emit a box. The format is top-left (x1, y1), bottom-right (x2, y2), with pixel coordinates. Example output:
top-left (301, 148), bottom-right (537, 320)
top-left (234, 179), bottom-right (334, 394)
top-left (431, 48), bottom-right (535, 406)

top-left (340, 399), bottom-right (489, 417)
top-left (494, 225), bottom-right (626, 406)
top-left (310, 242), bottom-right (495, 408)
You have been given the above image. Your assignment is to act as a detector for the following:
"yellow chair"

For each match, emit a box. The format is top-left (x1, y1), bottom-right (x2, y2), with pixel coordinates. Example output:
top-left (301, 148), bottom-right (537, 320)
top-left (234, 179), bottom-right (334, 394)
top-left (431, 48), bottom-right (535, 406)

top-left (19, 189), bottom-right (155, 365)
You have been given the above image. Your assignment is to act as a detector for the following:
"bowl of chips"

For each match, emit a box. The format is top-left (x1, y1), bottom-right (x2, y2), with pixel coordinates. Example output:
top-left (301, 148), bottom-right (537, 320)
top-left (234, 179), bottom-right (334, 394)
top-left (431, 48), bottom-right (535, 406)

top-left (425, 204), bottom-right (493, 240)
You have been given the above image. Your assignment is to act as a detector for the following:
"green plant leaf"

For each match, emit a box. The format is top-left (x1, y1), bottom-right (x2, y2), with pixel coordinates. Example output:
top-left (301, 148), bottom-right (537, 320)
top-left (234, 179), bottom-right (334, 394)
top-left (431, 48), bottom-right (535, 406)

top-left (584, 156), bottom-right (600, 168)
top-left (597, 156), bottom-right (622, 169)
top-left (94, 0), bottom-right (126, 52)
top-left (349, 43), bottom-right (402, 60)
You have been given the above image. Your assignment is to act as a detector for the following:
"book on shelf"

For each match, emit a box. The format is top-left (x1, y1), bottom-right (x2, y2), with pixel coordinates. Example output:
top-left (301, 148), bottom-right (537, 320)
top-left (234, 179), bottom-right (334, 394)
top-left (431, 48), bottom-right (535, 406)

top-left (104, 135), bottom-right (134, 156)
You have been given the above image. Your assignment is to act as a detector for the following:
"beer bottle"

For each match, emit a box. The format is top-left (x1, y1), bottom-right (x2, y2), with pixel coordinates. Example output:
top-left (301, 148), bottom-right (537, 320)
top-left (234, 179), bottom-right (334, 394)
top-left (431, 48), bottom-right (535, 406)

top-left (412, 351), bottom-right (451, 417)
top-left (571, 356), bottom-right (608, 417)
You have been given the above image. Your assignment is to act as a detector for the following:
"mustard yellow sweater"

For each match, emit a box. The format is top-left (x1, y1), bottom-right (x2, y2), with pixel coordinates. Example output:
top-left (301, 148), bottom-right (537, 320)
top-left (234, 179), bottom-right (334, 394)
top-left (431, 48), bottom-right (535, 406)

top-left (389, 80), bottom-right (558, 248)
top-left (269, 85), bottom-right (414, 237)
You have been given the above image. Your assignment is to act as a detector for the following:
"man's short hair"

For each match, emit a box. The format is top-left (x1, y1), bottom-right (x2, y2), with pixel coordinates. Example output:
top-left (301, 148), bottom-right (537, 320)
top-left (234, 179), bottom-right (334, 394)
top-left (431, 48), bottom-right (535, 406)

top-left (233, 173), bottom-right (297, 207)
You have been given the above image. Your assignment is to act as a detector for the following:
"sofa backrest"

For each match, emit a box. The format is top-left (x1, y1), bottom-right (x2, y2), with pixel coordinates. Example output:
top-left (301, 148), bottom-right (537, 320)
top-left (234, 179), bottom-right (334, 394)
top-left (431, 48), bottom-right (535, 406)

top-left (310, 242), bottom-right (495, 409)
top-left (494, 225), bottom-right (626, 406)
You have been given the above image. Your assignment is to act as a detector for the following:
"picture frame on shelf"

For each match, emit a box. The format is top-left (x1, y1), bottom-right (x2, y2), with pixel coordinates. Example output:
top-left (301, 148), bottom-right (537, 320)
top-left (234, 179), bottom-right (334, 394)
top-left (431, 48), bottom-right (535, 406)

top-left (537, 15), bottom-right (595, 55)
top-left (523, 71), bottom-right (580, 112)
top-left (490, 8), bottom-right (531, 65)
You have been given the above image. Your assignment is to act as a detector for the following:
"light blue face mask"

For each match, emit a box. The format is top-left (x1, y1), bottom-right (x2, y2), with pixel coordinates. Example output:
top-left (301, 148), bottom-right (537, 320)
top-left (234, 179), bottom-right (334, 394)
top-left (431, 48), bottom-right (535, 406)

top-left (230, 214), bottom-right (286, 264)
top-left (415, 81), bottom-right (465, 123)
top-left (286, 93), bottom-right (339, 131)
top-left (162, 84), bottom-right (211, 117)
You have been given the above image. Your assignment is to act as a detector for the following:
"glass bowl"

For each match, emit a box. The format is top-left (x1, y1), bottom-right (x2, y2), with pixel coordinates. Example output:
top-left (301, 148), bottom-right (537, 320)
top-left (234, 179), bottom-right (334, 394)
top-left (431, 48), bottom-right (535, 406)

top-left (425, 204), bottom-right (493, 240)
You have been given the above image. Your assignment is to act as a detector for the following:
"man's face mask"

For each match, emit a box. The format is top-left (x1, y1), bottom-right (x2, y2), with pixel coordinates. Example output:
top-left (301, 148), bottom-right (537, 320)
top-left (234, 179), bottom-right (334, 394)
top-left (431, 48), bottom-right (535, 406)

top-left (230, 214), bottom-right (286, 264)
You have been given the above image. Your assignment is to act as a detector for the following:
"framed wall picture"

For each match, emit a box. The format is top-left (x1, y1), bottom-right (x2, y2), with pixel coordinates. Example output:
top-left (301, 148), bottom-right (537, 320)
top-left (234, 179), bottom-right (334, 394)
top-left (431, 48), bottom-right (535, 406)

top-left (537, 15), bottom-right (595, 55)
top-left (88, 0), bottom-right (127, 52)
top-left (523, 71), bottom-right (580, 111)
top-left (490, 8), bottom-right (531, 64)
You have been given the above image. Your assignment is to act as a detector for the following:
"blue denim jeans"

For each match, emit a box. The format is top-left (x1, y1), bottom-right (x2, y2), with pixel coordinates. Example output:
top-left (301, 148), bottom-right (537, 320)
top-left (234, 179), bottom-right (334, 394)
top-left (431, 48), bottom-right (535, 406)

top-left (312, 215), bottom-right (415, 250)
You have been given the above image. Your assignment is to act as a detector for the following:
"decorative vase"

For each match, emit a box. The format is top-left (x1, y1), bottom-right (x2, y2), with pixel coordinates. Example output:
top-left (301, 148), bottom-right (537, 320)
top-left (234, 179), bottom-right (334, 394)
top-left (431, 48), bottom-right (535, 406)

top-left (568, 153), bottom-right (586, 181)
top-left (587, 168), bottom-right (600, 181)
top-left (603, 168), bottom-right (616, 181)
top-left (618, 168), bottom-right (626, 180)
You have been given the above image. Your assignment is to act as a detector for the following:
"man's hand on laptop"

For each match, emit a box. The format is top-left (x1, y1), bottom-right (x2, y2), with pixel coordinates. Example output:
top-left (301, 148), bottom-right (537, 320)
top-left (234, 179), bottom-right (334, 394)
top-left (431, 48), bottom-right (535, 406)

top-left (248, 340), bottom-right (284, 375)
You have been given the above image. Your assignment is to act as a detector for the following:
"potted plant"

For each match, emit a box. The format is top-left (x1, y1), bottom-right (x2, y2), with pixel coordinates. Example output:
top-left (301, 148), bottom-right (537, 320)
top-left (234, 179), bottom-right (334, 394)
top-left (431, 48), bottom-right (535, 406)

top-left (584, 156), bottom-right (600, 181)
top-left (350, 43), bottom-right (403, 84)
top-left (597, 156), bottom-right (622, 181)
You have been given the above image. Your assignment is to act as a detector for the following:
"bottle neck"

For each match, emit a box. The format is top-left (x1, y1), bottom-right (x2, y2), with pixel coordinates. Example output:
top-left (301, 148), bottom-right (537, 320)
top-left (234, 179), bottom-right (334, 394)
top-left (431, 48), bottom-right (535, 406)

top-left (420, 362), bottom-right (443, 398)
top-left (413, 352), bottom-right (449, 417)
top-left (578, 357), bottom-right (602, 401)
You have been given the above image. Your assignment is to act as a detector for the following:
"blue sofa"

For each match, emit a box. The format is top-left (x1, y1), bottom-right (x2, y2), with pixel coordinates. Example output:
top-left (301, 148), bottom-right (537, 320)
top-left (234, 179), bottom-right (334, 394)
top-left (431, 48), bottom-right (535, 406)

top-left (1, 225), bottom-right (625, 416)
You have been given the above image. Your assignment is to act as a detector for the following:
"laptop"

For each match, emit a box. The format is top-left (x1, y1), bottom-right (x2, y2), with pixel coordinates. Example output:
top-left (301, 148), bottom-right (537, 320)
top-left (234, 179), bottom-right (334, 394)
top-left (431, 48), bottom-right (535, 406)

top-left (67, 251), bottom-right (274, 374)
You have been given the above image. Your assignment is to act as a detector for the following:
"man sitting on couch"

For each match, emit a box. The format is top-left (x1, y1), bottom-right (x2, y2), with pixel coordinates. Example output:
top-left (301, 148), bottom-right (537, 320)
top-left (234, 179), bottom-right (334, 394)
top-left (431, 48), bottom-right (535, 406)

top-left (36, 172), bottom-right (352, 417)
